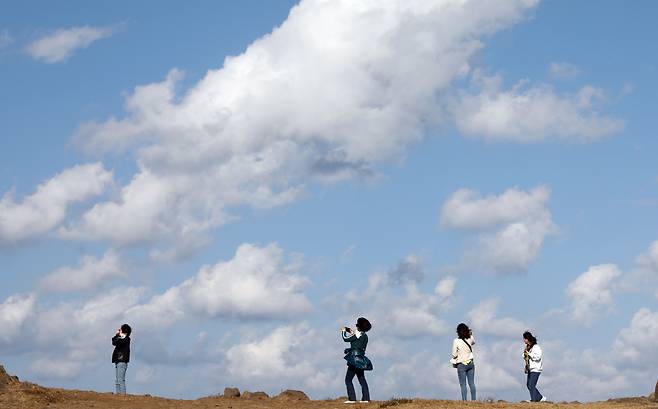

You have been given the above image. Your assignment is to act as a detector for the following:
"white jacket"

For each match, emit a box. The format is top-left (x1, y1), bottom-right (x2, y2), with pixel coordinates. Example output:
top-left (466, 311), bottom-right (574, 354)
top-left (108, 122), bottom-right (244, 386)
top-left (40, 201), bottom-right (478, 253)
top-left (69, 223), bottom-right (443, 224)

top-left (452, 336), bottom-right (475, 364)
top-left (524, 344), bottom-right (543, 372)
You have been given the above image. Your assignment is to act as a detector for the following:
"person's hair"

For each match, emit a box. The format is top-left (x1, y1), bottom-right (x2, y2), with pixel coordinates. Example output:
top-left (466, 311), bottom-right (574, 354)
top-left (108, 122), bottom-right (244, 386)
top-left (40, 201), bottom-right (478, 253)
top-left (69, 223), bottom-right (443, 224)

top-left (456, 323), bottom-right (471, 339)
top-left (120, 324), bottom-right (132, 336)
top-left (356, 317), bottom-right (372, 332)
top-left (523, 331), bottom-right (537, 346)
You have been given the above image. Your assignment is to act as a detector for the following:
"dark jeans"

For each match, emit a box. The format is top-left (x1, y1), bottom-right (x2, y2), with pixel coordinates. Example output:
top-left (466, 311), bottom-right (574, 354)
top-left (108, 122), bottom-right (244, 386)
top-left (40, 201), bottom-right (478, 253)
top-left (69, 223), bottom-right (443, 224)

top-left (527, 371), bottom-right (543, 402)
top-left (457, 361), bottom-right (476, 401)
top-left (345, 366), bottom-right (370, 401)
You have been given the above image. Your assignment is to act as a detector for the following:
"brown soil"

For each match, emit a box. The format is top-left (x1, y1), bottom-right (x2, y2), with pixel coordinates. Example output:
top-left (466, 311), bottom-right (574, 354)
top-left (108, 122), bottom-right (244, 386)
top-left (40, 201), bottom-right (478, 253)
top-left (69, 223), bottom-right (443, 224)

top-left (1, 366), bottom-right (657, 409)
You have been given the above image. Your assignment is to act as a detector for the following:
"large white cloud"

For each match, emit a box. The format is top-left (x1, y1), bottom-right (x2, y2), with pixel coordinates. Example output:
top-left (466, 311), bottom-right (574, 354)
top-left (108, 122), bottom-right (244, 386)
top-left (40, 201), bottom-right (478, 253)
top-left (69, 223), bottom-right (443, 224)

top-left (0, 163), bottom-right (112, 246)
top-left (26, 25), bottom-right (116, 63)
top-left (38, 250), bottom-right (126, 293)
top-left (128, 243), bottom-right (312, 329)
top-left (453, 73), bottom-right (623, 142)
top-left (66, 0), bottom-right (542, 250)
top-left (566, 263), bottom-right (622, 324)
top-left (440, 185), bottom-right (556, 273)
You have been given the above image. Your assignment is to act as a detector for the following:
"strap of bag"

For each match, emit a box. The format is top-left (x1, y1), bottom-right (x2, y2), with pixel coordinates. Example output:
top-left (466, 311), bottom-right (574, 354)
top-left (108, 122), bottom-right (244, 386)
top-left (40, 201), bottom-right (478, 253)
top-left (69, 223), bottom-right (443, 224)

top-left (461, 338), bottom-right (472, 351)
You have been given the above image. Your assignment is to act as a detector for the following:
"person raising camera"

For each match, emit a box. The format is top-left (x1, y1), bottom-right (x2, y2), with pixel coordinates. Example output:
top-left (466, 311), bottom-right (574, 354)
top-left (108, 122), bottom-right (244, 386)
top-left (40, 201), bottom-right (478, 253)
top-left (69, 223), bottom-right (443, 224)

top-left (341, 317), bottom-right (372, 404)
top-left (112, 324), bottom-right (132, 395)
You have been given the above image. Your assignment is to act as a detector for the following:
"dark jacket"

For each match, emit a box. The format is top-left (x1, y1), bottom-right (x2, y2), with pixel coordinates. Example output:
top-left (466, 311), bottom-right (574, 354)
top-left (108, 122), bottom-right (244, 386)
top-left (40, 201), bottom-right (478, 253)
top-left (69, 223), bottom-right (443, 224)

top-left (342, 330), bottom-right (368, 353)
top-left (342, 330), bottom-right (372, 370)
top-left (112, 335), bottom-right (130, 363)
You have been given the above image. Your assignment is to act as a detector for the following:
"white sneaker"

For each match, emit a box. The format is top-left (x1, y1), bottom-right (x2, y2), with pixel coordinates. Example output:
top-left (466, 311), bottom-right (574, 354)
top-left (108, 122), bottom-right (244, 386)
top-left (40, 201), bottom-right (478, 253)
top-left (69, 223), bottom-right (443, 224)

top-left (344, 401), bottom-right (357, 404)
top-left (358, 401), bottom-right (370, 403)
top-left (540, 396), bottom-right (547, 402)
top-left (522, 400), bottom-right (531, 403)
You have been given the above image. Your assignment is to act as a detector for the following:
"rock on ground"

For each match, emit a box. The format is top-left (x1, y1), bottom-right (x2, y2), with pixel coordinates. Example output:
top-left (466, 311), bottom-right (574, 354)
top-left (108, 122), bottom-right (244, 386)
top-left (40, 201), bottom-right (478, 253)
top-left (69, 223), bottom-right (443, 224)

top-left (275, 389), bottom-right (310, 400)
top-left (242, 391), bottom-right (269, 399)
top-left (223, 387), bottom-right (240, 398)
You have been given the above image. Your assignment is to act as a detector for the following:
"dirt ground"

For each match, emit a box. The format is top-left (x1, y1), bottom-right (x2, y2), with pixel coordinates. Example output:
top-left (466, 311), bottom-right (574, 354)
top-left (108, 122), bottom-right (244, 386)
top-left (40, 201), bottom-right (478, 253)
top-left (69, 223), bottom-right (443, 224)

top-left (2, 388), bottom-right (657, 409)
top-left (1, 366), bottom-right (657, 409)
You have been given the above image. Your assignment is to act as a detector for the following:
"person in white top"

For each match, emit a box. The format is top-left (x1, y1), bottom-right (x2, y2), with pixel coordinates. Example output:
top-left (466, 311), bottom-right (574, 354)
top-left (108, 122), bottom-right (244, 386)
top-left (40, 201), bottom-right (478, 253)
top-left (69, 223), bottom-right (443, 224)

top-left (523, 331), bottom-right (546, 402)
top-left (451, 323), bottom-right (476, 401)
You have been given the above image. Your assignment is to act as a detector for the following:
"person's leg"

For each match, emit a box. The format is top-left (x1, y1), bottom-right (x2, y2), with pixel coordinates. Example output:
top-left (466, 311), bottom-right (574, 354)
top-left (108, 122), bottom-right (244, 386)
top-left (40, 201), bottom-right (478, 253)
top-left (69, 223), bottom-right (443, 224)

top-left (115, 364), bottom-right (120, 394)
top-left (116, 363), bottom-right (127, 394)
top-left (526, 373), bottom-right (533, 401)
top-left (457, 364), bottom-right (468, 401)
top-left (345, 366), bottom-right (357, 401)
top-left (466, 364), bottom-right (476, 401)
top-left (355, 369), bottom-right (370, 402)
top-left (527, 372), bottom-right (542, 402)
top-left (533, 372), bottom-right (543, 401)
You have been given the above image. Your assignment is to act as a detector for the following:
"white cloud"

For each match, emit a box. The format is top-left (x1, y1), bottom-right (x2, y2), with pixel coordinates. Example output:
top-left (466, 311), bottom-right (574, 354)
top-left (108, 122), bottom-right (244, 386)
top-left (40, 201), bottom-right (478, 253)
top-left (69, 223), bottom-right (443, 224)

top-left (27, 358), bottom-right (82, 380)
top-left (0, 293), bottom-right (36, 344)
top-left (38, 250), bottom-right (126, 293)
top-left (440, 185), bottom-right (556, 273)
top-left (548, 61), bottom-right (581, 79)
top-left (467, 298), bottom-right (526, 338)
top-left (435, 275), bottom-right (457, 299)
top-left (226, 324), bottom-right (312, 379)
top-left (613, 308), bottom-right (658, 368)
top-left (634, 240), bottom-right (658, 274)
top-left (225, 324), bottom-right (338, 394)
top-left (128, 243), bottom-right (312, 328)
top-left (566, 263), bottom-right (622, 323)
top-left (26, 25), bottom-right (115, 63)
top-left (0, 163), bottom-right (112, 246)
top-left (441, 185), bottom-right (551, 230)
top-left (66, 0), bottom-right (540, 251)
top-left (342, 256), bottom-right (453, 338)
top-left (454, 74), bottom-right (623, 142)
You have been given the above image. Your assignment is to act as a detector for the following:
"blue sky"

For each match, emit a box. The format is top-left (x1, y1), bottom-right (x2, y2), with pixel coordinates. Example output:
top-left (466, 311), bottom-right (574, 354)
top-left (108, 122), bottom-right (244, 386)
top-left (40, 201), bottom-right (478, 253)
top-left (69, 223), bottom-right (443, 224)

top-left (1, 0), bottom-right (657, 402)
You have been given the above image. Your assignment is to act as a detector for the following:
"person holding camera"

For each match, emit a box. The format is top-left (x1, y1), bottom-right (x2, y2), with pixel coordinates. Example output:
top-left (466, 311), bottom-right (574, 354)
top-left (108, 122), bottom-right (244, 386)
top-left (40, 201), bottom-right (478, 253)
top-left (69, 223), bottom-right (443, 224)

top-left (450, 323), bottom-right (476, 401)
top-left (341, 317), bottom-right (372, 404)
top-left (112, 324), bottom-right (132, 395)
top-left (523, 331), bottom-right (546, 402)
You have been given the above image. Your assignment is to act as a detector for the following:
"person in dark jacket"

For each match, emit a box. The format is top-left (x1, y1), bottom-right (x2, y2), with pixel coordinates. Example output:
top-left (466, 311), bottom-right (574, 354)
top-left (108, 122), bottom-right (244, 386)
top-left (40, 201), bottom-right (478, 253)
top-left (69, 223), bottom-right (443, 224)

top-left (341, 317), bottom-right (372, 404)
top-left (112, 324), bottom-right (131, 395)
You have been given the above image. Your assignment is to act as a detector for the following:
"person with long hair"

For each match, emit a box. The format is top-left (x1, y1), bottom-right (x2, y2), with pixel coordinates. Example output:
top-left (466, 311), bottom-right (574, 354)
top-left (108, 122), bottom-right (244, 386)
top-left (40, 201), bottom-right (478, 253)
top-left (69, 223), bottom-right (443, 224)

top-left (523, 331), bottom-right (546, 402)
top-left (341, 317), bottom-right (373, 404)
top-left (451, 323), bottom-right (476, 401)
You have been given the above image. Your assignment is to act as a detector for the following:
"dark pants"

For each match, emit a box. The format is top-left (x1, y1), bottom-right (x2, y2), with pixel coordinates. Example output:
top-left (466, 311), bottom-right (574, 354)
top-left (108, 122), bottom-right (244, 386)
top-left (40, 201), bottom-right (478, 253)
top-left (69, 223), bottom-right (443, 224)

top-left (527, 371), bottom-right (543, 402)
top-left (345, 366), bottom-right (370, 402)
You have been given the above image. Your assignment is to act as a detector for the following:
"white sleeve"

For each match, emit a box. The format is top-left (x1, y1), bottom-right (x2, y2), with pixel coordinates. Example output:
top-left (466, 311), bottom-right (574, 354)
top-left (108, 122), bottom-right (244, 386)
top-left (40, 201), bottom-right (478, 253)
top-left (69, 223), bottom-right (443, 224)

top-left (528, 345), bottom-right (542, 361)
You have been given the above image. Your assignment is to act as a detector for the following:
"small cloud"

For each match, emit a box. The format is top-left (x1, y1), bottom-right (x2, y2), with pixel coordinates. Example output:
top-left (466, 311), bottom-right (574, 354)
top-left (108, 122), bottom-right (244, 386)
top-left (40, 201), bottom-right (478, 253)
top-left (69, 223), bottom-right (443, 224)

top-left (548, 61), bottom-right (582, 79)
top-left (387, 254), bottom-right (425, 285)
top-left (0, 29), bottom-right (13, 48)
top-left (26, 25), bottom-right (116, 63)
top-left (621, 81), bottom-right (636, 96)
